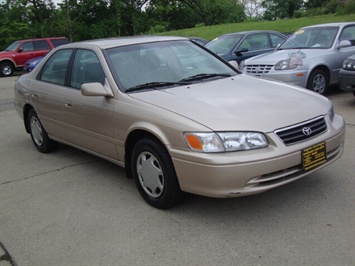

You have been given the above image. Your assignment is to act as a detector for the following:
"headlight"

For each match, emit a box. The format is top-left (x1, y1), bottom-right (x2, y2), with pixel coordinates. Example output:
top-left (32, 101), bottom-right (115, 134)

top-left (184, 132), bottom-right (268, 153)
top-left (275, 60), bottom-right (298, 70)
top-left (343, 59), bottom-right (355, 71)
top-left (328, 103), bottom-right (334, 122)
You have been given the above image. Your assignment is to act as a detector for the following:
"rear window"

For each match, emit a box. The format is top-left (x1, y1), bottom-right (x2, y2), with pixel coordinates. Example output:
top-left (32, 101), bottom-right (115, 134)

top-left (50, 38), bottom-right (70, 47)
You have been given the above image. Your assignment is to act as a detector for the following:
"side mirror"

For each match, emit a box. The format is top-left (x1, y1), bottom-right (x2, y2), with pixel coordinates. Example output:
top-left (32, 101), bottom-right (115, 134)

top-left (235, 48), bottom-right (248, 55)
top-left (337, 40), bottom-right (351, 49)
top-left (81, 82), bottom-right (113, 97)
top-left (18, 47), bottom-right (23, 53)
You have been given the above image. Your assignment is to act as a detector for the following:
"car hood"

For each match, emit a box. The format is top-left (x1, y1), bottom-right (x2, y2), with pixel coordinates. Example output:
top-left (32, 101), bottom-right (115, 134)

top-left (245, 49), bottom-right (330, 64)
top-left (129, 75), bottom-right (329, 132)
top-left (0, 50), bottom-right (13, 57)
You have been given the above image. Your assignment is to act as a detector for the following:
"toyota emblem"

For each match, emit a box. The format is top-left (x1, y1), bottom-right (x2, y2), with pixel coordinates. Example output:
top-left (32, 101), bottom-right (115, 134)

top-left (302, 127), bottom-right (312, 136)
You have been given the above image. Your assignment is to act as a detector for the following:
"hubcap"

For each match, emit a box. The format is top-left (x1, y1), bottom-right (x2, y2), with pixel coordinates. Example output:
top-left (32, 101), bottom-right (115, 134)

top-left (30, 116), bottom-right (43, 146)
top-left (136, 151), bottom-right (164, 198)
top-left (2, 66), bottom-right (11, 75)
top-left (312, 74), bottom-right (325, 94)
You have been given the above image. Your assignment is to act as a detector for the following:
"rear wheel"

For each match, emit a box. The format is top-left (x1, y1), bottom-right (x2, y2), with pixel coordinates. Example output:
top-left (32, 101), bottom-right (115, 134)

top-left (131, 137), bottom-right (184, 209)
top-left (0, 62), bottom-right (14, 77)
top-left (307, 69), bottom-right (329, 95)
top-left (27, 109), bottom-right (57, 153)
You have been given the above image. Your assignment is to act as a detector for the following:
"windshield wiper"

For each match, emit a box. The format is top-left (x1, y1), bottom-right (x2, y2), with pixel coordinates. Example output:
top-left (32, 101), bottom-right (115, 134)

top-left (179, 73), bottom-right (231, 82)
top-left (126, 81), bottom-right (190, 93)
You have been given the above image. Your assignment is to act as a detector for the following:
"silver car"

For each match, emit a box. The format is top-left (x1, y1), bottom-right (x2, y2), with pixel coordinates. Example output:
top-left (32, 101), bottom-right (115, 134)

top-left (14, 36), bottom-right (345, 209)
top-left (241, 22), bottom-right (355, 95)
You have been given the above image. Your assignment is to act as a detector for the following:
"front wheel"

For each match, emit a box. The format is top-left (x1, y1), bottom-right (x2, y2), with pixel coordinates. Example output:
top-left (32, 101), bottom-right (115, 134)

top-left (307, 69), bottom-right (329, 95)
top-left (0, 62), bottom-right (14, 77)
top-left (27, 109), bottom-right (57, 153)
top-left (131, 137), bottom-right (184, 209)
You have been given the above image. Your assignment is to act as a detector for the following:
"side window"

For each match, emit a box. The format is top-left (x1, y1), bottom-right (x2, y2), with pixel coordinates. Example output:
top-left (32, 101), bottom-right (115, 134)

top-left (339, 26), bottom-right (355, 45)
top-left (270, 34), bottom-right (285, 48)
top-left (40, 49), bottom-right (73, 85)
top-left (243, 34), bottom-right (269, 51)
top-left (21, 41), bottom-right (34, 52)
top-left (239, 39), bottom-right (251, 50)
top-left (71, 49), bottom-right (105, 89)
top-left (34, 40), bottom-right (51, 51)
top-left (50, 38), bottom-right (70, 47)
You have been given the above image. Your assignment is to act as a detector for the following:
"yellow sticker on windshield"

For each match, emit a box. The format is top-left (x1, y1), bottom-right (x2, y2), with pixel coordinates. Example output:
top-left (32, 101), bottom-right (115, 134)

top-left (295, 30), bottom-right (304, 34)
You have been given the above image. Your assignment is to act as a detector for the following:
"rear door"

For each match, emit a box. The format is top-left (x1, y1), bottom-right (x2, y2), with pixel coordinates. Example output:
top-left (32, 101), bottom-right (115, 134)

top-left (33, 40), bottom-right (51, 57)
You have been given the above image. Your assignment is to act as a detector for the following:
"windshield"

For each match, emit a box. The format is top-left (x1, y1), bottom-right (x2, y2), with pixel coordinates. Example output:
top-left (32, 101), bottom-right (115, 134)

top-left (4, 41), bottom-right (21, 51)
top-left (279, 27), bottom-right (338, 50)
top-left (105, 40), bottom-right (237, 92)
top-left (205, 35), bottom-right (243, 54)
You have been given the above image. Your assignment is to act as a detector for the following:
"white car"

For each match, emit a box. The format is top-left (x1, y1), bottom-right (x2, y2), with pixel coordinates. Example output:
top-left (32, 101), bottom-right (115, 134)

top-left (241, 22), bottom-right (355, 95)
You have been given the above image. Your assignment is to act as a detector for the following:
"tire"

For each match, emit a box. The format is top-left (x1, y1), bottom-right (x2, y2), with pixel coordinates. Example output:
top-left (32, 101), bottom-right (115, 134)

top-left (0, 62), bottom-right (14, 77)
top-left (27, 109), bottom-right (57, 153)
top-left (307, 69), bottom-right (329, 95)
top-left (131, 137), bottom-right (184, 209)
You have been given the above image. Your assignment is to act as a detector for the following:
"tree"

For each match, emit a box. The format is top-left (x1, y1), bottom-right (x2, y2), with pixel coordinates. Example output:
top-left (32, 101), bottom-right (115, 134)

top-left (0, 1), bottom-right (32, 49)
top-left (179, 0), bottom-right (245, 26)
top-left (261, 0), bottom-right (304, 20)
top-left (239, 0), bottom-right (264, 19)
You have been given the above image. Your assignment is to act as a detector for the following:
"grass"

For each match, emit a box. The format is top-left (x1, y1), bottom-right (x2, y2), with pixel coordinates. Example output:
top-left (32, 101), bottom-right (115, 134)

top-left (158, 14), bottom-right (355, 40)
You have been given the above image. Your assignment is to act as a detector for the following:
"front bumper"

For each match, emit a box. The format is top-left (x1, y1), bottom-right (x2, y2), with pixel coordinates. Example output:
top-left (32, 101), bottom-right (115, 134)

top-left (170, 115), bottom-right (345, 198)
top-left (244, 68), bottom-right (308, 88)
top-left (338, 69), bottom-right (355, 92)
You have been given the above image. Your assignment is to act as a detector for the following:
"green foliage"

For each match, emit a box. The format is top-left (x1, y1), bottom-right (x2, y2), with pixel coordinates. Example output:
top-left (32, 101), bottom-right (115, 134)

top-left (0, 0), bottom-right (354, 50)
top-left (336, 0), bottom-right (355, 15)
top-left (160, 14), bottom-right (355, 41)
top-left (262, 0), bottom-right (304, 20)
top-left (303, 0), bottom-right (355, 17)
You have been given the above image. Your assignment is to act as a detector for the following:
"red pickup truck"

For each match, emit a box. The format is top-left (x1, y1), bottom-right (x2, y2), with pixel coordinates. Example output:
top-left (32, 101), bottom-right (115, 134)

top-left (0, 37), bottom-right (69, 77)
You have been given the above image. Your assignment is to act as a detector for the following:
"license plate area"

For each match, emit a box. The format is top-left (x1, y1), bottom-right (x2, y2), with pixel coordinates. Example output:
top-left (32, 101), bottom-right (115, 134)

top-left (302, 142), bottom-right (327, 171)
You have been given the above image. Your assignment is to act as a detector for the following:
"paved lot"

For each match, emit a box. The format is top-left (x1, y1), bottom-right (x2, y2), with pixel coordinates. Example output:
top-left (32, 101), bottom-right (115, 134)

top-left (0, 75), bottom-right (354, 266)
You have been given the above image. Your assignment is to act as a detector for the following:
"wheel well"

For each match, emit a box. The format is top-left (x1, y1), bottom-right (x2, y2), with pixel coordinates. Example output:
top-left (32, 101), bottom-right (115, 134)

top-left (309, 65), bottom-right (330, 82)
top-left (23, 104), bottom-right (34, 133)
top-left (0, 60), bottom-right (15, 68)
top-left (124, 130), bottom-right (165, 179)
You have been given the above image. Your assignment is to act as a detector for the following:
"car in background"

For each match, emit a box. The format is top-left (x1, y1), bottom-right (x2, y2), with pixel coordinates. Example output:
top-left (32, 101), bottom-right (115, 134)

top-left (14, 36), bottom-right (345, 209)
top-left (339, 54), bottom-right (355, 97)
top-left (23, 54), bottom-right (46, 72)
top-left (204, 30), bottom-right (287, 67)
top-left (0, 37), bottom-right (69, 77)
top-left (241, 22), bottom-right (355, 95)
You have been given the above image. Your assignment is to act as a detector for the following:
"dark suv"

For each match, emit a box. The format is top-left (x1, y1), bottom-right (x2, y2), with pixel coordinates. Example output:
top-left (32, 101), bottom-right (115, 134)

top-left (0, 37), bottom-right (69, 77)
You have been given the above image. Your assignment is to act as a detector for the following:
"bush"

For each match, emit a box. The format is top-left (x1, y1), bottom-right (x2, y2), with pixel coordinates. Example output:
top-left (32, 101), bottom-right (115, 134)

top-left (336, 0), bottom-right (355, 15)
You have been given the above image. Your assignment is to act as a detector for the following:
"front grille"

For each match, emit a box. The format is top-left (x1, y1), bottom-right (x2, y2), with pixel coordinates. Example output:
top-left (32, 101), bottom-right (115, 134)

top-left (245, 64), bottom-right (273, 74)
top-left (275, 116), bottom-right (327, 145)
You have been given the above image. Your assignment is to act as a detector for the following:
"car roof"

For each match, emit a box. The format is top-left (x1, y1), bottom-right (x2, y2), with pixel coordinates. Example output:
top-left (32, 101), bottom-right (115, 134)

top-left (16, 37), bottom-right (68, 42)
top-left (301, 22), bottom-right (354, 29)
top-left (219, 30), bottom-right (284, 37)
top-left (65, 36), bottom-right (188, 50)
